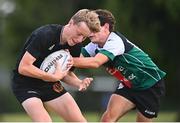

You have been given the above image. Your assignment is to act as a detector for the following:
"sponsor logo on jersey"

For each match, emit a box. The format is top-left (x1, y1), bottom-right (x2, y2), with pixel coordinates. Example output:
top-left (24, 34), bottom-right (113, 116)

top-left (53, 82), bottom-right (64, 93)
top-left (106, 67), bottom-right (132, 88)
top-left (117, 83), bottom-right (124, 89)
top-left (117, 66), bottom-right (136, 80)
top-left (48, 44), bottom-right (55, 50)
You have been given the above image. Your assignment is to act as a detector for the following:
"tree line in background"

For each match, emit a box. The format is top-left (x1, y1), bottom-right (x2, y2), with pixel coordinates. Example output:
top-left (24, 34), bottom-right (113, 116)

top-left (0, 0), bottom-right (179, 119)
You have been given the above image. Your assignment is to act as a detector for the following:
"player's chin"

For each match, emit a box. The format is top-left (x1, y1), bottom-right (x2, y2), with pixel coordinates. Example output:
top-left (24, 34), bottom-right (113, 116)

top-left (90, 39), bottom-right (97, 43)
top-left (68, 40), bottom-right (75, 46)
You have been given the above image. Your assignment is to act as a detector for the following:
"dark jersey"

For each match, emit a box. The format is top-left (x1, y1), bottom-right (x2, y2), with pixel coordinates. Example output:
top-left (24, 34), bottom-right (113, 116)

top-left (13, 24), bottom-right (82, 87)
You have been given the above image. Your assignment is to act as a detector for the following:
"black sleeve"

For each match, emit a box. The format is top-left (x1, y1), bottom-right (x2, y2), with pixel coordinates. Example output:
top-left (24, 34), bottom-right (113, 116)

top-left (25, 34), bottom-right (44, 59)
top-left (69, 43), bottom-right (82, 57)
top-left (25, 26), bottom-right (54, 60)
top-left (69, 43), bottom-right (83, 71)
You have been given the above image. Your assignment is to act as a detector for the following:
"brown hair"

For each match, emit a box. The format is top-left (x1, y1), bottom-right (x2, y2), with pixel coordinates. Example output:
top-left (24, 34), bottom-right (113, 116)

top-left (71, 9), bottom-right (100, 32)
top-left (94, 9), bottom-right (116, 32)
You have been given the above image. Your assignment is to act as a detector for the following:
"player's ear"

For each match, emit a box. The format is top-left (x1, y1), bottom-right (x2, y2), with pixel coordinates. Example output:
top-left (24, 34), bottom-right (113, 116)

top-left (104, 23), bottom-right (110, 30)
top-left (68, 19), bottom-right (74, 26)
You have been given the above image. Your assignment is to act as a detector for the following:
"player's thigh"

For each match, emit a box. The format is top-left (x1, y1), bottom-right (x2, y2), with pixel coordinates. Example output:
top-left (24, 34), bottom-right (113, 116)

top-left (106, 94), bottom-right (135, 118)
top-left (44, 92), bottom-right (86, 122)
top-left (22, 97), bottom-right (51, 122)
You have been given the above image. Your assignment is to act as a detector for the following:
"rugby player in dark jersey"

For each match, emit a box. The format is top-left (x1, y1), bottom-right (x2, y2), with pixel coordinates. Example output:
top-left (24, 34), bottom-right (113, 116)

top-left (12, 9), bottom-right (100, 122)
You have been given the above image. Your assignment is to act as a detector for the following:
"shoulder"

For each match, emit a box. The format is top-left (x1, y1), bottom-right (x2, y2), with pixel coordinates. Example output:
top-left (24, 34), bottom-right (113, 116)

top-left (98, 32), bottom-right (127, 56)
top-left (69, 43), bottom-right (83, 57)
top-left (108, 32), bottom-right (123, 41)
top-left (103, 32), bottom-right (125, 50)
top-left (109, 31), bottom-right (134, 53)
top-left (32, 24), bottom-right (62, 36)
top-left (104, 32), bottom-right (125, 48)
top-left (85, 42), bottom-right (98, 49)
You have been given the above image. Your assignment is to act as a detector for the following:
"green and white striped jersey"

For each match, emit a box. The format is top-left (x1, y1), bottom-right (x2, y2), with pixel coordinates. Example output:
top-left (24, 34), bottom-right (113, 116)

top-left (82, 32), bottom-right (166, 90)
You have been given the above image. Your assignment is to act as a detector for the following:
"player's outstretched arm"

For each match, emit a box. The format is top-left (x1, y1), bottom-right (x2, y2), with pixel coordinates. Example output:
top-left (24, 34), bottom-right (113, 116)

top-left (62, 71), bottom-right (93, 91)
top-left (73, 53), bottom-right (109, 68)
top-left (78, 77), bottom-right (93, 91)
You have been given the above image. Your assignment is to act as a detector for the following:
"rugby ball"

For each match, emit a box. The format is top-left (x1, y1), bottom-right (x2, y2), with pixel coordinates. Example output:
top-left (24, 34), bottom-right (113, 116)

top-left (40, 50), bottom-right (71, 74)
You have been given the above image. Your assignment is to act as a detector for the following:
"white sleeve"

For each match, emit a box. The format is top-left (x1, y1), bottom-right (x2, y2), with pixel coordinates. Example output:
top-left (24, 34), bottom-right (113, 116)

top-left (102, 32), bottom-right (125, 56)
top-left (84, 42), bottom-right (98, 57)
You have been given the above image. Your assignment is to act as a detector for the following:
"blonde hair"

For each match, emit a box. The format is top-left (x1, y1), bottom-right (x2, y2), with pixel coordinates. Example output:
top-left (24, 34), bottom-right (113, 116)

top-left (71, 9), bottom-right (100, 32)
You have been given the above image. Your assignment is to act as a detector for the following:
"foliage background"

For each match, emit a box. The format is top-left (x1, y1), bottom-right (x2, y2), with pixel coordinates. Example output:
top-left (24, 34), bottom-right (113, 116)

top-left (0, 0), bottom-right (179, 121)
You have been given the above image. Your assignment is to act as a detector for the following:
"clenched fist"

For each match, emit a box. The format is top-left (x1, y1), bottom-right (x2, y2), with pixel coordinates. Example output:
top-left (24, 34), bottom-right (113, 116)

top-left (79, 77), bottom-right (93, 91)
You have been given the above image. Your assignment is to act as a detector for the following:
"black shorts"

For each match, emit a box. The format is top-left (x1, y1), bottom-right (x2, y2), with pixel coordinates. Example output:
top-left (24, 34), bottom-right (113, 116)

top-left (114, 79), bottom-right (165, 118)
top-left (12, 75), bottom-right (67, 104)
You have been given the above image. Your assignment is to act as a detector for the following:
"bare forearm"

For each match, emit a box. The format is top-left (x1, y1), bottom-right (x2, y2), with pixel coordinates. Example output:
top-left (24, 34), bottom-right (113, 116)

top-left (73, 57), bottom-right (100, 68)
top-left (18, 51), bottom-right (67, 82)
top-left (62, 72), bottom-right (82, 88)
top-left (18, 64), bottom-right (58, 81)
top-left (62, 71), bottom-right (94, 91)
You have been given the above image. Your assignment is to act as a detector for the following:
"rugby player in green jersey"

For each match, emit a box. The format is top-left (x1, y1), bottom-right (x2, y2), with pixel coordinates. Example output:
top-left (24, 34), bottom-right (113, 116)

top-left (73, 9), bottom-right (166, 122)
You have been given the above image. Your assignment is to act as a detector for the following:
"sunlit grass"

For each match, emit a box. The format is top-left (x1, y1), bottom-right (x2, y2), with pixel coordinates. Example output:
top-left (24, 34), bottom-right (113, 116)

top-left (0, 111), bottom-right (178, 122)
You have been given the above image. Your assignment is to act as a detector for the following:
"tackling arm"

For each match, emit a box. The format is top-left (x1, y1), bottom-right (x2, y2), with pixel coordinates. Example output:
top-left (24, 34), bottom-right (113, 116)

top-left (73, 53), bottom-right (109, 68)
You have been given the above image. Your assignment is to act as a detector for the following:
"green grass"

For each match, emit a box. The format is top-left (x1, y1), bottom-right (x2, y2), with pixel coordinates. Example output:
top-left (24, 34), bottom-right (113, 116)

top-left (0, 111), bottom-right (178, 122)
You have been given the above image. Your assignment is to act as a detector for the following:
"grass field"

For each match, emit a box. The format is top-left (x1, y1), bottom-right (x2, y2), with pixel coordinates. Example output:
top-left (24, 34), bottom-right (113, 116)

top-left (0, 111), bottom-right (178, 122)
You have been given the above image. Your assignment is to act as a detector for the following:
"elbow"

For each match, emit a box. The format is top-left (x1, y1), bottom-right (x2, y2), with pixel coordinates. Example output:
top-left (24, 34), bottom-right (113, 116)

top-left (18, 65), bottom-right (27, 75)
